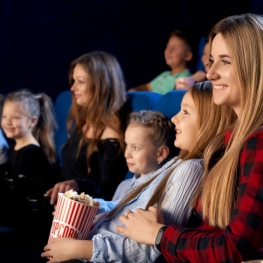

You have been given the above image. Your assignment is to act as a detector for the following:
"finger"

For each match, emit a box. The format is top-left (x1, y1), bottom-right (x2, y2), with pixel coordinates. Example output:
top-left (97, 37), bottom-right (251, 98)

top-left (148, 206), bottom-right (158, 212)
top-left (116, 224), bottom-right (126, 235)
top-left (119, 213), bottom-right (129, 224)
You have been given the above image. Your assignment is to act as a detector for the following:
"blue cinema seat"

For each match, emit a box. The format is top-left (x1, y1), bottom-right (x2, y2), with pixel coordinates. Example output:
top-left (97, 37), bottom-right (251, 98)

top-left (54, 91), bottom-right (72, 166)
top-left (155, 90), bottom-right (187, 119)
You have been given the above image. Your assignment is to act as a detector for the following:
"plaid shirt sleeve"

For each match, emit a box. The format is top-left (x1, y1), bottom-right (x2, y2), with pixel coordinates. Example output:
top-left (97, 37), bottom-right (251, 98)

top-left (160, 128), bottom-right (263, 263)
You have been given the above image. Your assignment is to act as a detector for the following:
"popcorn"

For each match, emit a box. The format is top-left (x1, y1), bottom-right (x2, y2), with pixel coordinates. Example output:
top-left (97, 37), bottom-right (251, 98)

top-left (64, 190), bottom-right (100, 207)
top-left (48, 190), bottom-right (99, 242)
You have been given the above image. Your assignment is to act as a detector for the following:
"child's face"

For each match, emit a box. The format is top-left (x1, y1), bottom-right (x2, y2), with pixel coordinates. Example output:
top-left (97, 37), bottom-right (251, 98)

top-left (124, 124), bottom-right (161, 176)
top-left (164, 36), bottom-right (192, 69)
top-left (171, 92), bottom-right (198, 152)
top-left (71, 64), bottom-right (91, 107)
top-left (1, 101), bottom-right (33, 140)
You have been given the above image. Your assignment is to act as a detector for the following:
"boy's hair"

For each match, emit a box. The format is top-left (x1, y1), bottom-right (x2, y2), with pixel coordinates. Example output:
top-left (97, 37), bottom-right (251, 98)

top-left (170, 29), bottom-right (193, 53)
top-left (127, 110), bottom-right (179, 162)
top-left (4, 89), bottom-right (58, 164)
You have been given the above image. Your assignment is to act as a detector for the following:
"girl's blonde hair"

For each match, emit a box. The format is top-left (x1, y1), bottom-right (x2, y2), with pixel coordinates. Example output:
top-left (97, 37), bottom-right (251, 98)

top-left (108, 81), bottom-right (235, 218)
top-left (67, 51), bottom-right (127, 174)
top-left (201, 13), bottom-right (263, 227)
top-left (4, 89), bottom-right (58, 164)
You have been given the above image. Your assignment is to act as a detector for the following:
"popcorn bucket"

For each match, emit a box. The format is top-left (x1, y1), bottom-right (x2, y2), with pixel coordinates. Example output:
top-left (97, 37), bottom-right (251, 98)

top-left (48, 193), bottom-right (99, 242)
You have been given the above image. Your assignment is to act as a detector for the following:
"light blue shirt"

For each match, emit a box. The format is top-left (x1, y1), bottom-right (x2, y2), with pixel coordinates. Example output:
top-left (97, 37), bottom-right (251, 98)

top-left (86, 157), bottom-right (204, 262)
top-left (111, 172), bottom-right (155, 201)
top-left (150, 69), bottom-right (191, 95)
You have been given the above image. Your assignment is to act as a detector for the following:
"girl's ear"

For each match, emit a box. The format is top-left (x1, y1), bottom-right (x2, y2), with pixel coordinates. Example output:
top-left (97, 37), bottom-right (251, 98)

top-left (30, 116), bottom-right (38, 128)
top-left (157, 145), bottom-right (170, 164)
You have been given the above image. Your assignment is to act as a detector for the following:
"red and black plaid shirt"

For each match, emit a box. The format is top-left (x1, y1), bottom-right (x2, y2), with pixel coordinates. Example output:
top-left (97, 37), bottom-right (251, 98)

top-left (160, 128), bottom-right (263, 263)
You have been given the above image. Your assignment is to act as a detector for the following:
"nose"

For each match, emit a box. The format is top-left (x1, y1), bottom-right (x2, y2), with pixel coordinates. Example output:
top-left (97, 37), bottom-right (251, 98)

top-left (124, 147), bottom-right (131, 159)
top-left (171, 113), bottom-right (179, 124)
top-left (206, 62), bottom-right (219, 81)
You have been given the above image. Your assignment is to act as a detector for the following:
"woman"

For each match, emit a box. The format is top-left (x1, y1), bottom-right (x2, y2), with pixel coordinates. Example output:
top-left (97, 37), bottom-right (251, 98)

top-left (46, 51), bottom-right (129, 204)
top-left (117, 13), bottom-right (263, 262)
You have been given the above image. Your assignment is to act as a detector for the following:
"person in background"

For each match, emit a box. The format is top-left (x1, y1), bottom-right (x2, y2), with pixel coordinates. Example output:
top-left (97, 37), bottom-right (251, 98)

top-left (117, 13), bottom-right (263, 263)
top-left (128, 29), bottom-right (193, 94)
top-left (41, 81), bottom-right (235, 263)
top-left (175, 39), bottom-right (210, 89)
top-left (46, 51), bottom-right (129, 205)
top-left (112, 110), bottom-right (179, 201)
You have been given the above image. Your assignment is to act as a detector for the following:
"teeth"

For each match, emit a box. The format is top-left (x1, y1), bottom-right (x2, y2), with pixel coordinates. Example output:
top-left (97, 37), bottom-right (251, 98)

top-left (214, 85), bottom-right (225, 90)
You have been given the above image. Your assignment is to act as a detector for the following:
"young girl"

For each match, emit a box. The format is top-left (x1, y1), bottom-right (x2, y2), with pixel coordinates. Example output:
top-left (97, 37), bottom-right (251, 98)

top-left (117, 13), bottom-right (263, 262)
top-left (112, 110), bottom-right (179, 201)
top-left (42, 81), bottom-right (235, 262)
top-left (0, 89), bottom-right (59, 250)
top-left (46, 51), bottom-right (129, 204)
top-left (1, 89), bottom-right (58, 196)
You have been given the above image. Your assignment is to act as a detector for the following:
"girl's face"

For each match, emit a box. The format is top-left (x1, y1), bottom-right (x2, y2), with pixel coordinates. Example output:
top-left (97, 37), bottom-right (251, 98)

top-left (206, 33), bottom-right (240, 116)
top-left (171, 92), bottom-right (198, 152)
top-left (70, 64), bottom-right (91, 106)
top-left (1, 101), bottom-right (34, 140)
top-left (124, 124), bottom-right (162, 176)
top-left (164, 36), bottom-right (192, 69)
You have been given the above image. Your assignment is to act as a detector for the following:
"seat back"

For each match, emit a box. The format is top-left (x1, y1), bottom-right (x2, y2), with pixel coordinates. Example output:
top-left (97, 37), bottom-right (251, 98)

top-left (126, 91), bottom-right (162, 111)
top-left (155, 90), bottom-right (187, 119)
top-left (54, 91), bottom-right (71, 165)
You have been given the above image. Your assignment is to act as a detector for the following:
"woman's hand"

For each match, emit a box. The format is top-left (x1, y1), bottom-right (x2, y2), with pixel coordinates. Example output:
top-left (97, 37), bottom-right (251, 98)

top-left (116, 206), bottom-right (165, 245)
top-left (45, 180), bottom-right (79, 205)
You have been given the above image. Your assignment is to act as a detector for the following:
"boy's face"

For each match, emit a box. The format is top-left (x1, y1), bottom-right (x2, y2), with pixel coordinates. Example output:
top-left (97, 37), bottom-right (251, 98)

top-left (164, 36), bottom-right (192, 69)
top-left (124, 124), bottom-right (161, 176)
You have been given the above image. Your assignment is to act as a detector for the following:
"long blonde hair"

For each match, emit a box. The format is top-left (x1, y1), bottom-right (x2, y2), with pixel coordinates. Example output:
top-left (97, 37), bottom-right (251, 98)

top-left (108, 81), bottom-right (235, 218)
top-left (201, 13), bottom-right (263, 228)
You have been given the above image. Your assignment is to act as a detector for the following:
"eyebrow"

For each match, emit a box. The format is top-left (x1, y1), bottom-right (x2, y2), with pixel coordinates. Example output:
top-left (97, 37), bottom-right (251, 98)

top-left (210, 54), bottom-right (231, 59)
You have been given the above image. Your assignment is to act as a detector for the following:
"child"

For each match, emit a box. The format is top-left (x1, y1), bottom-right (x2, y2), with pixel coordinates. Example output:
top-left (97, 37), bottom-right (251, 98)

top-left (42, 81), bottom-right (235, 262)
top-left (0, 89), bottom-right (58, 230)
top-left (128, 29), bottom-right (193, 94)
top-left (112, 110), bottom-right (179, 201)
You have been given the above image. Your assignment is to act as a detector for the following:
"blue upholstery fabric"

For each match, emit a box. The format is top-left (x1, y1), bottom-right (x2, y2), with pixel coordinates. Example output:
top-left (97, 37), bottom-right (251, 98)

top-left (54, 91), bottom-right (72, 165)
top-left (126, 91), bottom-right (162, 111)
top-left (155, 90), bottom-right (187, 119)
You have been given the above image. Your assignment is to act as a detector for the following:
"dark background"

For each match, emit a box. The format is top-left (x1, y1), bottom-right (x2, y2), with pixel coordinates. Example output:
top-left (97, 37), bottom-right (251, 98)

top-left (0, 0), bottom-right (260, 102)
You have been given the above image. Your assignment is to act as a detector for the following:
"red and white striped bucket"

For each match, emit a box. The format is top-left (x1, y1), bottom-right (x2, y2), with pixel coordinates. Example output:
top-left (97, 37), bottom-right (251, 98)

top-left (48, 193), bottom-right (99, 242)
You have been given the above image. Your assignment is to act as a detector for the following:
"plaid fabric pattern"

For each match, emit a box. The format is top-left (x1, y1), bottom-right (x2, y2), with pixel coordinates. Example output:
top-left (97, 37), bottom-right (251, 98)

top-left (160, 128), bottom-right (263, 263)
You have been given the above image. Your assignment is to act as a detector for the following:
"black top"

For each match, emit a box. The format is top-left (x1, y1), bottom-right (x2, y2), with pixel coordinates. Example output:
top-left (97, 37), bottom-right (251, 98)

top-left (3, 144), bottom-right (58, 195)
top-left (61, 132), bottom-right (128, 200)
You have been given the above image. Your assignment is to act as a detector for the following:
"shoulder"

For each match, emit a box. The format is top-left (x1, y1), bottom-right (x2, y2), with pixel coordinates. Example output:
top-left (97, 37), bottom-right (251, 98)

top-left (170, 159), bottom-right (204, 178)
top-left (244, 127), bottom-right (263, 148)
top-left (101, 127), bottom-right (120, 139)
